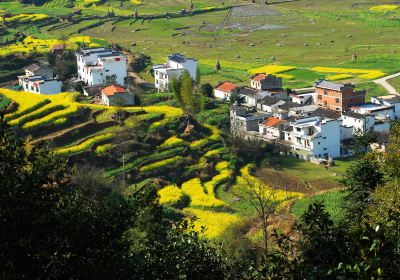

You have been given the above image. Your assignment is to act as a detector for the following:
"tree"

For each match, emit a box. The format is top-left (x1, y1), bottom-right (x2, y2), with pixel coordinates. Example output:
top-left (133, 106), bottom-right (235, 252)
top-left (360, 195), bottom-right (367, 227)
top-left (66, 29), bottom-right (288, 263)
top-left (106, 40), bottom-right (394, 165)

top-left (233, 168), bottom-right (279, 257)
top-left (353, 128), bottom-right (378, 154)
top-left (169, 75), bottom-right (183, 105)
top-left (199, 83), bottom-right (214, 98)
top-left (180, 69), bottom-right (194, 110)
top-left (229, 92), bottom-right (243, 105)
top-left (342, 154), bottom-right (384, 222)
top-left (0, 115), bottom-right (135, 278)
top-left (106, 74), bottom-right (118, 86)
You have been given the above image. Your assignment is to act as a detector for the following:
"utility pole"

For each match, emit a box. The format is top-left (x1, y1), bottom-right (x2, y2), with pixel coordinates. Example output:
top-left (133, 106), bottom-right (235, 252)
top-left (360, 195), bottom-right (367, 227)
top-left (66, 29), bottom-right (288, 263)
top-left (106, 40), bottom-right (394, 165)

top-left (122, 154), bottom-right (125, 188)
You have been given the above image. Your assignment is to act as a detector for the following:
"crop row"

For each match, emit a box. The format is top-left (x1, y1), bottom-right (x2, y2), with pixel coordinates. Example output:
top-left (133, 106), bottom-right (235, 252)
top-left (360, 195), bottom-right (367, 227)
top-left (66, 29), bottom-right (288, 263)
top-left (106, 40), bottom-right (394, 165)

top-left (56, 132), bottom-right (114, 156)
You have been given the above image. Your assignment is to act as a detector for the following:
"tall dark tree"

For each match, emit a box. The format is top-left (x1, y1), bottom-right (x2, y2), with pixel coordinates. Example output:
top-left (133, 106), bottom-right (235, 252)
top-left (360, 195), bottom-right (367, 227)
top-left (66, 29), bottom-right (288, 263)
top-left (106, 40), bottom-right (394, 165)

top-left (342, 154), bottom-right (384, 222)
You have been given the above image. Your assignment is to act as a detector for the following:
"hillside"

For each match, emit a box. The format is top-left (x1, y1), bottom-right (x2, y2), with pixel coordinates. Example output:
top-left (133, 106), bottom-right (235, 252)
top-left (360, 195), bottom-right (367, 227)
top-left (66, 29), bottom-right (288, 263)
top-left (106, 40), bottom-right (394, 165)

top-left (0, 88), bottom-right (304, 239)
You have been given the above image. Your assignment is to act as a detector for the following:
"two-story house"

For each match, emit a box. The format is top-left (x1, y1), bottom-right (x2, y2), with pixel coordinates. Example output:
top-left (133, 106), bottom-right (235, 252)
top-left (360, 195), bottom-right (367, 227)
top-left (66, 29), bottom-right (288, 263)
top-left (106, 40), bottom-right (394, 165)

top-left (250, 74), bottom-right (282, 91)
top-left (314, 80), bottom-right (365, 112)
top-left (283, 116), bottom-right (341, 160)
top-left (153, 53), bottom-right (198, 91)
top-left (76, 48), bottom-right (127, 86)
top-left (18, 64), bottom-right (62, 95)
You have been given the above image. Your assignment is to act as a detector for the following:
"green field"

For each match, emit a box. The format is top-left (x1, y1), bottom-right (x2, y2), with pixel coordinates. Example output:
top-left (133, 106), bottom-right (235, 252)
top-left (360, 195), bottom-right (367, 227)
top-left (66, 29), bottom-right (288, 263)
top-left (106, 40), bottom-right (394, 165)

top-left (292, 189), bottom-right (346, 223)
top-left (1, 0), bottom-right (399, 93)
top-left (388, 76), bottom-right (400, 92)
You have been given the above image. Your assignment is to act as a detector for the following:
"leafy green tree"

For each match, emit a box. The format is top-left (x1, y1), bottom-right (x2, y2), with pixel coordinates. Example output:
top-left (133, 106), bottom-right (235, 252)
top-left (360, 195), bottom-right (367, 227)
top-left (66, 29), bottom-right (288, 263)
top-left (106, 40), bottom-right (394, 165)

top-left (180, 69), bottom-right (194, 110)
top-left (353, 128), bottom-right (378, 155)
top-left (229, 92), bottom-right (243, 105)
top-left (0, 116), bottom-right (135, 279)
top-left (169, 75), bottom-right (183, 105)
top-left (342, 154), bottom-right (384, 222)
top-left (200, 83), bottom-right (214, 98)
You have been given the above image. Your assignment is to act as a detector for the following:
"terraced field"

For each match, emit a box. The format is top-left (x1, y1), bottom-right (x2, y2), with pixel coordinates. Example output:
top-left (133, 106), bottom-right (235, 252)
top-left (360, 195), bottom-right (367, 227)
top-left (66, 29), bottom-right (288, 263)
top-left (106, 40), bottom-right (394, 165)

top-left (1, 88), bottom-right (303, 239)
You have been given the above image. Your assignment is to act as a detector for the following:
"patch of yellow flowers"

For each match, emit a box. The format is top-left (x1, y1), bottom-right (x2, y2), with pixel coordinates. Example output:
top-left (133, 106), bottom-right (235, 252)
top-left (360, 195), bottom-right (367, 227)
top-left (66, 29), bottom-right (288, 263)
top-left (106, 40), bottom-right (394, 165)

top-left (0, 14), bottom-right (48, 23)
top-left (248, 65), bottom-right (296, 75)
top-left (370, 5), bottom-right (398, 11)
top-left (181, 178), bottom-right (225, 208)
top-left (159, 136), bottom-right (184, 148)
top-left (183, 208), bottom-right (240, 239)
top-left (56, 132), bottom-right (114, 156)
top-left (158, 185), bottom-right (185, 206)
top-left (140, 156), bottom-right (183, 172)
top-left (0, 36), bottom-right (102, 57)
top-left (312, 67), bottom-right (386, 80)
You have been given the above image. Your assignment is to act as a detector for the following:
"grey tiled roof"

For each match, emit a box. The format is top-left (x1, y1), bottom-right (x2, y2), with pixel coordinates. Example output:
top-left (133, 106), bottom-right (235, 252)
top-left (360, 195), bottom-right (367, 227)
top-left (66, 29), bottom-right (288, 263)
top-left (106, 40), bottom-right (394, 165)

top-left (310, 107), bottom-right (341, 120)
top-left (342, 111), bottom-right (365, 119)
top-left (314, 80), bottom-right (352, 91)
top-left (259, 95), bottom-right (281, 106)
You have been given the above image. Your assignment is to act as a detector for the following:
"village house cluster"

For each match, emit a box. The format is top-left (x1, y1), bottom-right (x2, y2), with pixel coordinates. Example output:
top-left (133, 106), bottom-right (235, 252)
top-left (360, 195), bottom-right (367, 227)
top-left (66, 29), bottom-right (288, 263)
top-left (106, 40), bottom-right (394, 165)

top-left (18, 47), bottom-right (134, 106)
top-left (222, 74), bottom-right (397, 161)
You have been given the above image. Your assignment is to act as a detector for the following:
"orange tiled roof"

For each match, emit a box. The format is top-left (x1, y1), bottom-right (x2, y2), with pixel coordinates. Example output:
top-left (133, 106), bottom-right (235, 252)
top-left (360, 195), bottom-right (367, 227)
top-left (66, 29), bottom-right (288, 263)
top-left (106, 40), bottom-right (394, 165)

top-left (101, 85), bottom-right (126, 96)
top-left (251, 74), bottom-right (266, 82)
top-left (261, 117), bottom-right (285, 127)
top-left (215, 81), bottom-right (239, 92)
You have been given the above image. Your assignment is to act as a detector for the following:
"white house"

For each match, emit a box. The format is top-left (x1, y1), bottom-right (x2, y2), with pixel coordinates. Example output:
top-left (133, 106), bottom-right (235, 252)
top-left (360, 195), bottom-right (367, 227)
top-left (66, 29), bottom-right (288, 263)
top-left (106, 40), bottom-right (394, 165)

top-left (371, 95), bottom-right (400, 120)
top-left (257, 95), bottom-right (285, 113)
top-left (290, 92), bottom-right (315, 105)
top-left (101, 85), bottom-right (135, 106)
top-left (76, 48), bottom-right (127, 86)
top-left (214, 81), bottom-right (240, 100)
top-left (23, 63), bottom-right (54, 79)
top-left (351, 103), bottom-right (395, 120)
top-left (341, 111), bottom-right (375, 140)
top-left (19, 75), bottom-right (62, 95)
top-left (283, 116), bottom-right (341, 160)
top-left (153, 53), bottom-right (198, 91)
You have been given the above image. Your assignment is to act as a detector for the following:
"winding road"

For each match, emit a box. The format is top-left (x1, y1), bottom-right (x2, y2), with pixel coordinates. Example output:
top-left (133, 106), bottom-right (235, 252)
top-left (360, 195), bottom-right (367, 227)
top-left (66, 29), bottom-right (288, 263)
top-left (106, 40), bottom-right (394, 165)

top-left (374, 72), bottom-right (400, 96)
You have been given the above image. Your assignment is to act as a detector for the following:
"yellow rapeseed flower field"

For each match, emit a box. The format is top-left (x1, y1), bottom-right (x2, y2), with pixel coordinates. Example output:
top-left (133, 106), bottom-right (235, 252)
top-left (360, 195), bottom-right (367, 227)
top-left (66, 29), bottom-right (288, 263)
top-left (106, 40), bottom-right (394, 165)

top-left (235, 164), bottom-right (303, 204)
top-left (159, 136), bottom-right (184, 148)
top-left (0, 35), bottom-right (103, 57)
top-left (183, 208), bottom-right (240, 239)
top-left (158, 185), bottom-right (185, 206)
top-left (312, 67), bottom-right (386, 80)
top-left (56, 132), bottom-right (114, 155)
top-left (370, 5), bottom-right (398, 11)
top-left (248, 65), bottom-right (296, 75)
top-left (326, 74), bottom-right (353, 81)
top-left (181, 178), bottom-right (225, 208)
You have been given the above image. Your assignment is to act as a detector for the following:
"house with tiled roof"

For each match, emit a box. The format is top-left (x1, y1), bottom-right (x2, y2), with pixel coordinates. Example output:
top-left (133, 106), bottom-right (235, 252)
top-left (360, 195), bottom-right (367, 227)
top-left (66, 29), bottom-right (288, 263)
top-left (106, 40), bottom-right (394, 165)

top-left (314, 79), bottom-right (366, 112)
top-left (250, 73), bottom-right (282, 91)
top-left (258, 116), bottom-right (286, 140)
top-left (214, 81), bottom-right (240, 100)
top-left (101, 85), bottom-right (135, 106)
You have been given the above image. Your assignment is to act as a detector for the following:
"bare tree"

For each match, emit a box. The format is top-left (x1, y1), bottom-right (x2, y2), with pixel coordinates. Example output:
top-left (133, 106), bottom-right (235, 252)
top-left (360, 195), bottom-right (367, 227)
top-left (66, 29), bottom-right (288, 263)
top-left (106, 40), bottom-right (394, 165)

top-left (234, 169), bottom-right (279, 257)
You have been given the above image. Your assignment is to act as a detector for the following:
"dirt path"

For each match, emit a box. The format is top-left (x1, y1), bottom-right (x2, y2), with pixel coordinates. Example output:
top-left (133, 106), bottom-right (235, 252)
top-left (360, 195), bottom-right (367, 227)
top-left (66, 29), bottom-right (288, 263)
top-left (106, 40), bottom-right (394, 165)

top-left (30, 120), bottom-right (94, 145)
top-left (374, 72), bottom-right (400, 96)
top-left (122, 50), bottom-right (147, 84)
